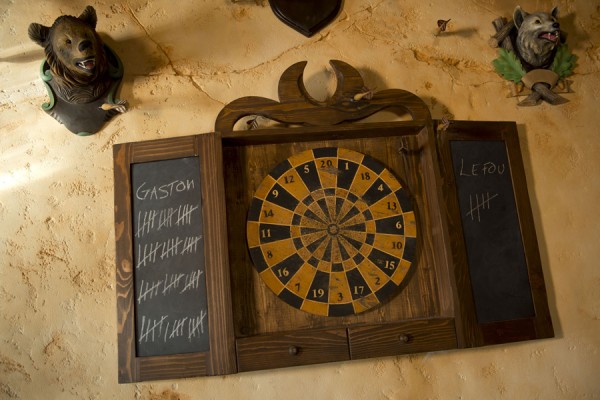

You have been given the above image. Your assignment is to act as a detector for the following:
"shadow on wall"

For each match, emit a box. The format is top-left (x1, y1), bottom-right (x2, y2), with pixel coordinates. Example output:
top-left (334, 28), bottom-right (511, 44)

top-left (0, 48), bottom-right (44, 64)
top-left (554, 11), bottom-right (589, 50)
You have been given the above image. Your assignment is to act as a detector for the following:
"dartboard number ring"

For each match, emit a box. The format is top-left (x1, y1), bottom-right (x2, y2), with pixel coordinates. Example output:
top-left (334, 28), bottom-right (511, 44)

top-left (246, 147), bottom-right (417, 317)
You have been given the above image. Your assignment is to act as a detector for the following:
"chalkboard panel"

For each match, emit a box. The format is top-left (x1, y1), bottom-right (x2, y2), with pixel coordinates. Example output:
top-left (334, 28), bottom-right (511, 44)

top-left (114, 134), bottom-right (236, 382)
top-left (449, 140), bottom-right (535, 324)
top-left (131, 157), bottom-right (210, 356)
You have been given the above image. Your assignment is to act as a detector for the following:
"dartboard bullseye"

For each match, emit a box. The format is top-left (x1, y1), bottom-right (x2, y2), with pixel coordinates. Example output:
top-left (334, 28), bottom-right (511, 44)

top-left (246, 147), bottom-right (417, 316)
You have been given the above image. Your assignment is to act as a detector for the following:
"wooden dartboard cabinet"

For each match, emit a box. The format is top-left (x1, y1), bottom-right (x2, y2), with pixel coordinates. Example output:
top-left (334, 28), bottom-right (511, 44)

top-left (114, 60), bottom-right (553, 382)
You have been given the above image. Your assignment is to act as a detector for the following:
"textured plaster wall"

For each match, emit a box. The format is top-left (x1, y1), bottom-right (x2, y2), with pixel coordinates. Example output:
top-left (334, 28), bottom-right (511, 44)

top-left (1, 0), bottom-right (599, 399)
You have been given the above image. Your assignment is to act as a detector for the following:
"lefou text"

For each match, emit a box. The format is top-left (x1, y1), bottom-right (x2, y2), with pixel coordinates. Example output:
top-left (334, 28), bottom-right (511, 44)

top-left (459, 158), bottom-right (506, 177)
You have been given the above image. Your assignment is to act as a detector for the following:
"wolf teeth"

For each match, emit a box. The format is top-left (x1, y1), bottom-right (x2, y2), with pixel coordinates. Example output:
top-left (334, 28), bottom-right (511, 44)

top-left (76, 59), bottom-right (95, 69)
top-left (539, 31), bottom-right (559, 42)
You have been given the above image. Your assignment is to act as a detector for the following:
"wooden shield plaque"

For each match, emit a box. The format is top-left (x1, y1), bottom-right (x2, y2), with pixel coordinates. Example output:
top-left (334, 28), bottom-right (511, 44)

top-left (269, 0), bottom-right (342, 37)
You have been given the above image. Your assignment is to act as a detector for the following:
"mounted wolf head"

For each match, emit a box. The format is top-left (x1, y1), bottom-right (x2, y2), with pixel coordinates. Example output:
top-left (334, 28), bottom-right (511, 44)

top-left (514, 6), bottom-right (561, 69)
top-left (28, 6), bottom-right (109, 96)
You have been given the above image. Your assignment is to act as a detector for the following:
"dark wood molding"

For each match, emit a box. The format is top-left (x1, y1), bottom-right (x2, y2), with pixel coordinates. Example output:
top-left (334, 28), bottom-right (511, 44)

top-left (215, 60), bottom-right (432, 133)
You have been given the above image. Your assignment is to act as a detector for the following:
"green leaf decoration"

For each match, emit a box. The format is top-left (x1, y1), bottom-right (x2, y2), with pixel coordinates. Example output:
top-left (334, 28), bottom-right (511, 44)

top-left (493, 49), bottom-right (526, 83)
top-left (551, 44), bottom-right (577, 79)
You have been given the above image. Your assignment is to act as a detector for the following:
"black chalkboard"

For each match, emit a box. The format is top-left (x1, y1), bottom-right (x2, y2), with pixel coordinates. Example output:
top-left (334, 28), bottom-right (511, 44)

top-left (450, 140), bottom-right (535, 324)
top-left (131, 157), bottom-right (210, 356)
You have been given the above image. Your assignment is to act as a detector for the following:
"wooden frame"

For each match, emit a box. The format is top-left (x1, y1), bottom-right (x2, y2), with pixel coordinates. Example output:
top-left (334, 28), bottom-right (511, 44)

top-left (113, 60), bottom-right (553, 382)
top-left (113, 134), bottom-right (236, 383)
top-left (219, 122), bottom-right (458, 372)
top-left (436, 121), bottom-right (553, 346)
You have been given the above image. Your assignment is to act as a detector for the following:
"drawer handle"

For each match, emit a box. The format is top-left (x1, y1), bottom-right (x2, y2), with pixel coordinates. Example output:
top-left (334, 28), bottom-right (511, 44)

top-left (398, 334), bottom-right (410, 344)
top-left (288, 345), bottom-right (300, 355)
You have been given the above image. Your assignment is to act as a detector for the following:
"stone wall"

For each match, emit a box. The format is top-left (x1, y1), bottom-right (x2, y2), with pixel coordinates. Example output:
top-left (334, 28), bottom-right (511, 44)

top-left (1, 1), bottom-right (599, 399)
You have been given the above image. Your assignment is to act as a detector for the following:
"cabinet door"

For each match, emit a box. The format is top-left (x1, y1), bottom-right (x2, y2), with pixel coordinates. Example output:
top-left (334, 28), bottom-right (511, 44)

top-left (114, 133), bottom-right (236, 382)
top-left (436, 121), bottom-right (553, 347)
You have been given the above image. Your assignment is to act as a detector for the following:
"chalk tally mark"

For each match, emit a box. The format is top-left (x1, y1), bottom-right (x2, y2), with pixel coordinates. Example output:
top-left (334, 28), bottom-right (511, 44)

top-left (466, 192), bottom-right (499, 222)
top-left (138, 312), bottom-right (208, 344)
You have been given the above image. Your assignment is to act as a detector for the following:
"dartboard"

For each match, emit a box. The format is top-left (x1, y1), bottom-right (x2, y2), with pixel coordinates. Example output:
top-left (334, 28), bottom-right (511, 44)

top-left (246, 147), bottom-right (417, 317)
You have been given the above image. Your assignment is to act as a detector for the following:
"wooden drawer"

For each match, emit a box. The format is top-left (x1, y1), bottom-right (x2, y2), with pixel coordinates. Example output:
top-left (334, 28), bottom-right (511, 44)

top-left (236, 328), bottom-right (349, 372)
top-left (348, 318), bottom-right (457, 360)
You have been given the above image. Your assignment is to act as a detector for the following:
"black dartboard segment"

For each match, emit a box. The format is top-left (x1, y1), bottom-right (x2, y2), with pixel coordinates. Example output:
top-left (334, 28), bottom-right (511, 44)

top-left (247, 148), bottom-right (418, 316)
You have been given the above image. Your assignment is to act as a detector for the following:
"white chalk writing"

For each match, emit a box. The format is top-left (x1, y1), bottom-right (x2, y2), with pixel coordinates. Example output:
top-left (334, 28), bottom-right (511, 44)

top-left (163, 272), bottom-right (186, 295)
top-left (136, 235), bottom-right (203, 269)
top-left (466, 192), bottom-right (499, 222)
top-left (132, 160), bottom-right (209, 354)
top-left (137, 279), bottom-right (162, 304)
top-left (138, 311), bottom-right (208, 344)
top-left (460, 158), bottom-right (506, 177)
top-left (188, 313), bottom-right (207, 341)
top-left (135, 203), bottom-right (199, 238)
top-left (137, 270), bottom-right (204, 304)
top-left (136, 179), bottom-right (195, 201)
top-left (180, 269), bottom-right (202, 294)
top-left (139, 315), bottom-right (168, 343)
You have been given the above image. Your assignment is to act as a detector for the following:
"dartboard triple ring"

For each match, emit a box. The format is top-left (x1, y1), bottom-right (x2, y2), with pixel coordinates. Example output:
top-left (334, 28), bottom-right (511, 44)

top-left (246, 147), bottom-right (417, 316)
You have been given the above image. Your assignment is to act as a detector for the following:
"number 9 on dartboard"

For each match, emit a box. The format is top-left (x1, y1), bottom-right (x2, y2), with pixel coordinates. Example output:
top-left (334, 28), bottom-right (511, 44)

top-left (246, 147), bottom-right (417, 317)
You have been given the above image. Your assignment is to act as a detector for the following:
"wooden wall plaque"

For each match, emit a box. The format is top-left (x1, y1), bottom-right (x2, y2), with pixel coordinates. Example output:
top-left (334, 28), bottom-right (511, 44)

top-left (113, 60), bottom-right (553, 382)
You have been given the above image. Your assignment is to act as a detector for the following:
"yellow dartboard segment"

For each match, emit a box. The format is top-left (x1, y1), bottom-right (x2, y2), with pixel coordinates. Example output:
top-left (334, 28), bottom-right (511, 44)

top-left (247, 147), bottom-right (418, 317)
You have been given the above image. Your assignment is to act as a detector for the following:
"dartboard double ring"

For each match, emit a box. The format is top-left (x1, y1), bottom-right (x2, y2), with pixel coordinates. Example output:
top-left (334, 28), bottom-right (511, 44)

top-left (246, 147), bottom-right (417, 316)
